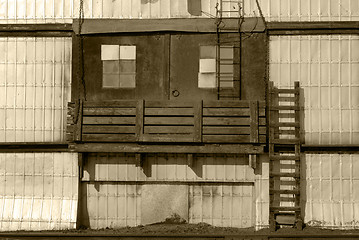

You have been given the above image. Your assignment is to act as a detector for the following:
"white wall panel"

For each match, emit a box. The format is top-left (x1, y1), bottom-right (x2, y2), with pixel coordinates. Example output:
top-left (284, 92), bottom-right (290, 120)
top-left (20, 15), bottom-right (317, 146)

top-left (81, 154), bottom-right (269, 229)
top-left (1, 0), bottom-right (358, 22)
top-left (0, 37), bottom-right (71, 142)
top-left (270, 35), bottom-right (359, 145)
top-left (0, 152), bottom-right (78, 231)
top-left (304, 154), bottom-right (359, 228)
top-left (83, 153), bottom-right (255, 182)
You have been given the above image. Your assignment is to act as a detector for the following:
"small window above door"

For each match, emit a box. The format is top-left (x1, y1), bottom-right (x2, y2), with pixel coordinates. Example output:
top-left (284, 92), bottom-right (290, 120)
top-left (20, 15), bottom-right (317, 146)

top-left (101, 45), bottom-right (136, 89)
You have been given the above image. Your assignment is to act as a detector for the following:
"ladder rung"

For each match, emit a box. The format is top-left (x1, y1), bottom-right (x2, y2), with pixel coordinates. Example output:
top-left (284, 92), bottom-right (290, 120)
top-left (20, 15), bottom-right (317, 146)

top-left (270, 155), bottom-right (300, 160)
top-left (279, 164), bottom-right (298, 169)
top-left (270, 139), bottom-right (300, 144)
top-left (270, 106), bottom-right (300, 111)
top-left (270, 122), bottom-right (300, 127)
top-left (270, 189), bottom-right (300, 194)
top-left (271, 89), bottom-right (298, 94)
top-left (277, 97), bottom-right (296, 102)
top-left (278, 130), bottom-right (296, 135)
top-left (279, 197), bottom-right (297, 201)
top-left (270, 206), bottom-right (301, 212)
top-left (270, 172), bottom-right (300, 178)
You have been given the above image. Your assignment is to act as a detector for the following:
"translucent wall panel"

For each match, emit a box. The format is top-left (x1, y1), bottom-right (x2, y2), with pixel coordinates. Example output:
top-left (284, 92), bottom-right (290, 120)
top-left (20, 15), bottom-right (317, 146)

top-left (270, 35), bottom-right (359, 145)
top-left (1, 0), bottom-right (358, 22)
top-left (0, 37), bottom-right (72, 142)
top-left (305, 154), bottom-right (359, 229)
top-left (0, 153), bottom-right (78, 231)
top-left (81, 153), bottom-right (269, 229)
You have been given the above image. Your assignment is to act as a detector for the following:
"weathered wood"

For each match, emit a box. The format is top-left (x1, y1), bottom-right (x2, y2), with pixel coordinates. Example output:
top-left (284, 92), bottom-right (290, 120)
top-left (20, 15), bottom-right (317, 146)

top-left (74, 100), bottom-right (83, 142)
top-left (73, 18), bottom-right (265, 34)
top-left (135, 153), bottom-right (144, 168)
top-left (268, 21), bottom-right (359, 31)
top-left (82, 134), bottom-right (137, 142)
top-left (203, 135), bottom-right (251, 143)
top-left (203, 117), bottom-right (250, 126)
top-left (203, 126), bottom-right (251, 135)
top-left (249, 154), bottom-right (257, 169)
top-left (271, 122), bottom-right (300, 127)
top-left (144, 117), bottom-right (194, 125)
top-left (144, 126), bottom-right (194, 134)
top-left (144, 101), bottom-right (194, 108)
top-left (193, 101), bottom-right (203, 143)
top-left (82, 126), bottom-right (136, 134)
top-left (187, 154), bottom-right (194, 167)
top-left (270, 106), bottom-right (299, 111)
top-left (136, 100), bottom-right (144, 141)
top-left (203, 101), bottom-right (251, 108)
top-left (250, 101), bottom-right (259, 143)
top-left (277, 97), bottom-right (296, 102)
top-left (141, 134), bottom-right (194, 142)
top-left (0, 24), bottom-right (72, 32)
top-left (83, 101), bottom-right (138, 108)
top-left (279, 113), bottom-right (296, 118)
top-left (83, 117), bottom-right (136, 125)
top-left (145, 107), bottom-right (194, 116)
top-left (74, 143), bottom-right (265, 154)
top-left (83, 108), bottom-right (136, 116)
top-left (203, 108), bottom-right (251, 116)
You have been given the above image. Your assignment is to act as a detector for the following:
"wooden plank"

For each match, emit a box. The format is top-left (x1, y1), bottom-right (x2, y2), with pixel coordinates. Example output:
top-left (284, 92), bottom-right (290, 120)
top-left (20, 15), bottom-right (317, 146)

top-left (267, 21), bottom-right (359, 30)
top-left (136, 100), bottom-right (144, 141)
top-left (83, 117), bottom-right (136, 125)
top-left (259, 135), bottom-right (266, 143)
top-left (0, 24), bottom-right (72, 31)
top-left (74, 100), bottom-right (83, 142)
top-left (144, 126), bottom-right (194, 134)
top-left (203, 101), bottom-right (251, 108)
top-left (250, 101), bottom-right (259, 143)
top-left (270, 106), bottom-right (299, 111)
top-left (144, 117), bottom-right (194, 125)
top-left (82, 134), bottom-right (136, 142)
top-left (82, 125), bottom-right (136, 134)
top-left (203, 117), bottom-right (250, 126)
top-left (83, 108), bottom-right (136, 116)
top-left (203, 126), bottom-right (251, 135)
top-left (203, 135), bottom-right (251, 143)
top-left (278, 97), bottom-right (296, 102)
top-left (141, 134), bottom-right (194, 142)
top-left (279, 130), bottom-right (296, 135)
top-left (73, 18), bottom-right (265, 34)
top-left (193, 101), bottom-right (203, 143)
top-left (203, 108), bottom-right (250, 116)
top-left (271, 122), bottom-right (300, 127)
top-left (279, 113), bottom-right (296, 118)
top-left (74, 143), bottom-right (265, 154)
top-left (145, 108), bottom-right (194, 116)
top-left (83, 101), bottom-right (138, 108)
top-left (145, 101), bottom-right (194, 108)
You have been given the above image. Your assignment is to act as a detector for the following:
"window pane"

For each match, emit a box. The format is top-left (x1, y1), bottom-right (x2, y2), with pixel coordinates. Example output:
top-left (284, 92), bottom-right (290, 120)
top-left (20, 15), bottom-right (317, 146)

top-left (199, 59), bottom-right (216, 73)
top-left (120, 74), bottom-right (136, 88)
top-left (103, 74), bottom-right (120, 88)
top-left (103, 60), bottom-right (120, 74)
top-left (220, 47), bottom-right (233, 60)
top-left (200, 46), bottom-right (216, 59)
top-left (198, 73), bottom-right (216, 88)
top-left (120, 46), bottom-right (136, 60)
top-left (120, 60), bottom-right (136, 73)
top-left (101, 45), bottom-right (120, 60)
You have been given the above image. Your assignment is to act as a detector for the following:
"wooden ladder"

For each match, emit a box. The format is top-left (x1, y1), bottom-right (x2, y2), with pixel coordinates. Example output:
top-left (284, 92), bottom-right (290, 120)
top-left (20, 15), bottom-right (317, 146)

top-left (216, 0), bottom-right (242, 100)
top-left (269, 81), bottom-right (303, 231)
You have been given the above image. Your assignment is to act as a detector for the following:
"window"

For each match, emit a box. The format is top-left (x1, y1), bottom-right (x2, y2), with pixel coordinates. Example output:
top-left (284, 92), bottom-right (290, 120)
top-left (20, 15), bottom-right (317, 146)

top-left (101, 45), bottom-right (136, 89)
top-left (198, 45), bottom-right (234, 88)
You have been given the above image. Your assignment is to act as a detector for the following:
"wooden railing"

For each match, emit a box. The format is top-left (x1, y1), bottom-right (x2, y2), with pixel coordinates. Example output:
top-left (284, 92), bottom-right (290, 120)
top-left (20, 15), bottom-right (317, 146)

top-left (67, 100), bottom-right (266, 144)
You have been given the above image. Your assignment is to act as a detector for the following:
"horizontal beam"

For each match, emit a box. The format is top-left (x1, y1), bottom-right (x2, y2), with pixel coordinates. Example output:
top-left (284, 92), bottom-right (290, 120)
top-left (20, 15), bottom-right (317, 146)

top-left (73, 143), bottom-right (265, 154)
top-left (0, 143), bottom-right (69, 152)
top-left (268, 21), bottom-right (359, 35)
top-left (73, 18), bottom-right (265, 34)
top-left (0, 24), bottom-right (72, 31)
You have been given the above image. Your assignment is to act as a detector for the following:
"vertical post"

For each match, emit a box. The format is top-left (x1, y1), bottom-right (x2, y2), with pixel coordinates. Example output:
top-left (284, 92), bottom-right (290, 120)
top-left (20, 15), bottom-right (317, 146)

top-left (136, 100), bottom-right (144, 142)
top-left (74, 99), bottom-right (83, 142)
top-left (250, 101), bottom-right (259, 143)
top-left (76, 152), bottom-right (84, 229)
top-left (194, 100), bottom-right (203, 143)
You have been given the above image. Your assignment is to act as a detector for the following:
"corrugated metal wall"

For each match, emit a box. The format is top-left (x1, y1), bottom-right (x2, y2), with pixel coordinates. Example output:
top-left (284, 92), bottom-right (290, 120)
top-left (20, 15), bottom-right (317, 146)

top-left (269, 35), bottom-right (359, 145)
top-left (304, 154), bottom-right (359, 228)
top-left (0, 37), bottom-right (72, 142)
top-left (0, 152), bottom-right (78, 231)
top-left (81, 153), bottom-right (269, 229)
top-left (0, 0), bottom-right (358, 23)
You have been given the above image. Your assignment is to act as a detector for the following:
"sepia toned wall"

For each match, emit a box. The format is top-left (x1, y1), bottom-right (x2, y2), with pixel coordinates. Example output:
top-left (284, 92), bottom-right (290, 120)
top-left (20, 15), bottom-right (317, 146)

top-left (0, 0), bottom-right (358, 23)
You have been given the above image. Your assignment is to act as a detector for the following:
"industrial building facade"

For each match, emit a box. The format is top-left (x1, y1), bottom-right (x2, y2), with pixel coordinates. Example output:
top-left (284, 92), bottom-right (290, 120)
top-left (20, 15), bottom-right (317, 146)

top-left (0, 0), bottom-right (358, 231)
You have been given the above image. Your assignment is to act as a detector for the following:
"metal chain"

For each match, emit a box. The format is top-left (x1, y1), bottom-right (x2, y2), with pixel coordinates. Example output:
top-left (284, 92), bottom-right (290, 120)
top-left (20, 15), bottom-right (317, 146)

top-left (75, 0), bottom-right (85, 124)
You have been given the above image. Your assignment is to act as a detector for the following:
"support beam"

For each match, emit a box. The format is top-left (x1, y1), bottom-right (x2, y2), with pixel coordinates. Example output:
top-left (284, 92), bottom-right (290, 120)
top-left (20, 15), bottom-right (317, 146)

top-left (73, 143), bottom-right (265, 154)
top-left (249, 154), bottom-right (257, 170)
